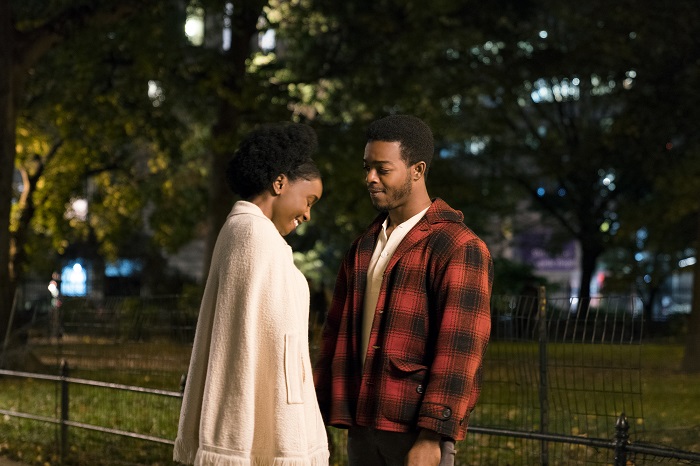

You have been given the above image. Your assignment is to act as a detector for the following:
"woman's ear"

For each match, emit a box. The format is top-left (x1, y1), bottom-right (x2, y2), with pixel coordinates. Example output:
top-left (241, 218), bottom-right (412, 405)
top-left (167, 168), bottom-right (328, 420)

top-left (272, 174), bottom-right (287, 195)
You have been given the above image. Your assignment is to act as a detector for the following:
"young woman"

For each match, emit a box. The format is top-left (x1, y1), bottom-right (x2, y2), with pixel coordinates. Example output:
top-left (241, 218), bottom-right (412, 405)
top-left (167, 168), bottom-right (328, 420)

top-left (174, 122), bottom-right (329, 466)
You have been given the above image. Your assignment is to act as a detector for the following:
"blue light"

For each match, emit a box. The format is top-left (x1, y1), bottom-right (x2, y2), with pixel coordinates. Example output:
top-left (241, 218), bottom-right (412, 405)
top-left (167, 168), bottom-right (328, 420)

top-left (61, 262), bottom-right (87, 296)
top-left (105, 259), bottom-right (143, 277)
top-left (537, 187), bottom-right (545, 196)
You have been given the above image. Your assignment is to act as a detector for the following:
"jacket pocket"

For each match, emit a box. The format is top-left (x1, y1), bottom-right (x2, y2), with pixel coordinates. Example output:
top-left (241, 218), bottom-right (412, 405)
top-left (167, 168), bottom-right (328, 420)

top-left (382, 356), bottom-right (428, 423)
top-left (284, 332), bottom-right (304, 404)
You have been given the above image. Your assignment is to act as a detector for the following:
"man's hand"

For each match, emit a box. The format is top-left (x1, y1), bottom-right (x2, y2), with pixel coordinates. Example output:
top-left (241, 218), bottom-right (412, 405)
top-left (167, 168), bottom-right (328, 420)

top-left (405, 429), bottom-right (441, 466)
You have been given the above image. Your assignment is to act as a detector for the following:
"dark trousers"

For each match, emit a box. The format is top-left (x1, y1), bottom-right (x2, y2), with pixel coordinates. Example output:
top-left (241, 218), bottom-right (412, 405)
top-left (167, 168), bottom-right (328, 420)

top-left (347, 425), bottom-right (456, 466)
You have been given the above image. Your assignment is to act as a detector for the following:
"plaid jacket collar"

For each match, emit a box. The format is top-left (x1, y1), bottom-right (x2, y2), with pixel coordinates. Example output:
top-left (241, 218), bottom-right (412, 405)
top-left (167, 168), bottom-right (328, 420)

top-left (365, 197), bottom-right (464, 232)
top-left (356, 197), bottom-right (464, 271)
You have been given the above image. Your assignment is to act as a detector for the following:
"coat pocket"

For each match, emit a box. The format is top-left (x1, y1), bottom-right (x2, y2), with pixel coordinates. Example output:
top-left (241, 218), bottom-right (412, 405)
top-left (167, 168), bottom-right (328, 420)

top-left (284, 332), bottom-right (304, 404)
top-left (382, 356), bottom-right (428, 423)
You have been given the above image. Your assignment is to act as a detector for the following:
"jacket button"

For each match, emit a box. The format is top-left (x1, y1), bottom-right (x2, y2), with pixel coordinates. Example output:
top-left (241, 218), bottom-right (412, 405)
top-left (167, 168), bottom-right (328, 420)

top-left (416, 384), bottom-right (424, 394)
top-left (441, 408), bottom-right (452, 419)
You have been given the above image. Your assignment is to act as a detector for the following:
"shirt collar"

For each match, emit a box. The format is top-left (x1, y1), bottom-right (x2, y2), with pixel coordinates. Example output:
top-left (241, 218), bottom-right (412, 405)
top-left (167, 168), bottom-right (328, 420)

top-left (381, 205), bottom-right (431, 233)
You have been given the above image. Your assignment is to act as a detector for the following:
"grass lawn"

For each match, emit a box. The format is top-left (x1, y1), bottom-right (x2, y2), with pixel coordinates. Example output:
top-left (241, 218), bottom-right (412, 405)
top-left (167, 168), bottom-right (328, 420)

top-left (1, 340), bottom-right (699, 465)
top-left (635, 344), bottom-right (700, 451)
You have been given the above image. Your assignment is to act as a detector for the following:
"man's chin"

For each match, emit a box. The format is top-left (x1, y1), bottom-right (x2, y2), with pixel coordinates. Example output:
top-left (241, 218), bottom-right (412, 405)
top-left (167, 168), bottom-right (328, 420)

top-left (371, 200), bottom-right (389, 213)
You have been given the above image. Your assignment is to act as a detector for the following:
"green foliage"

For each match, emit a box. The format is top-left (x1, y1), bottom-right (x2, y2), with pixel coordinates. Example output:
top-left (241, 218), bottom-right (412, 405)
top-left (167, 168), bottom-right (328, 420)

top-left (492, 257), bottom-right (548, 296)
top-left (3, 0), bottom-right (699, 348)
top-left (8, 0), bottom-right (213, 280)
top-left (272, 0), bottom-right (700, 301)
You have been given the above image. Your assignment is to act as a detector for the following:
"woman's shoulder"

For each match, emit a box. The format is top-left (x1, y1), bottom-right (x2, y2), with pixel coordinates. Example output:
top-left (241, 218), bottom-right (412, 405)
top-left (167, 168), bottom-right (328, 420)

top-left (225, 211), bottom-right (281, 246)
top-left (212, 214), bottom-right (287, 275)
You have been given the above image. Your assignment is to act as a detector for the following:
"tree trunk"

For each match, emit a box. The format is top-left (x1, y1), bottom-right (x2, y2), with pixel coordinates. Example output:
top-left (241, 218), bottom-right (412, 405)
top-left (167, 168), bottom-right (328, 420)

top-left (0, 0), bottom-right (17, 349)
top-left (577, 241), bottom-right (601, 300)
top-left (681, 210), bottom-right (700, 372)
top-left (201, 2), bottom-right (264, 278)
top-left (203, 99), bottom-right (237, 279)
top-left (643, 285), bottom-right (660, 337)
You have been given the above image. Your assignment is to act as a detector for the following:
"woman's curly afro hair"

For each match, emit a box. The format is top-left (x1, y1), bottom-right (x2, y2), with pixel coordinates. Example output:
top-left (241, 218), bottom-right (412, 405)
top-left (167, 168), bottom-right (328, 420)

top-left (225, 122), bottom-right (320, 199)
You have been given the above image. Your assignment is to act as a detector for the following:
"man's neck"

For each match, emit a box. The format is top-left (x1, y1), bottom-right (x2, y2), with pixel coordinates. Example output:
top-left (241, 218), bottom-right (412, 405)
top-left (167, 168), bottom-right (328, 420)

top-left (386, 195), bottom-right (432, 232)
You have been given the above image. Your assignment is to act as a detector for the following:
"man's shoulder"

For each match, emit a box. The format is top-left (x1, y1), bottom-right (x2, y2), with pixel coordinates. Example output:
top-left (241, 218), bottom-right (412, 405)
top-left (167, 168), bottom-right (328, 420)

top-left (426, 198), bottom-right (480, 240)
top-left (426, 198), bottom-right (463, 224)
top-left (429, 220), bottom-right (487, 249)
top-left (425, 219), bottom-right (491, 265)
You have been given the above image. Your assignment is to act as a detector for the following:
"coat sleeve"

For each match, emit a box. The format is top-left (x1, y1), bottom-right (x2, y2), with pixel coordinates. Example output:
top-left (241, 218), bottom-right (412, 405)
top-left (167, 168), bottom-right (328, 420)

top-left (313, 253), bottom-right (349, 422)
top-left (417, 235), bottom-right (493, 440)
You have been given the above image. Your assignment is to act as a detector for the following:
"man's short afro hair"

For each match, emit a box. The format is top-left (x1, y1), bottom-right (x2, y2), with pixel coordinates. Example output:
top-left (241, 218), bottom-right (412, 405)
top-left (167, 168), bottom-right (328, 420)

top-left (225, 122), bottom-right (320, 199)
top-left (366, 114), bottom-right (434, 171)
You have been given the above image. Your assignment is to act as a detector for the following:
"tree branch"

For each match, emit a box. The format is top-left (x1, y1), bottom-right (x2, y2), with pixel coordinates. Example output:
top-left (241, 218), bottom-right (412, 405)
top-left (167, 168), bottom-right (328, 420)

top-left (14, 1), bottom-right (143, 72)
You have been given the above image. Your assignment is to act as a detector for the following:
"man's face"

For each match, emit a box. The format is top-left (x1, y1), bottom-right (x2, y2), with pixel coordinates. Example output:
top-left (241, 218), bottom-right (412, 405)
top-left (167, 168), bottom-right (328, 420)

top-left (363, 140), bottom-right (413, 212)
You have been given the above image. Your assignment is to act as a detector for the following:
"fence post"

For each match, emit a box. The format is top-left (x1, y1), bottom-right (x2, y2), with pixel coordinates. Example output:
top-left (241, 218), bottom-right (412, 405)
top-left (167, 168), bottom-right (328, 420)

top-left (614, 413), bottom-right (629, 466)
top-left (538, 285), bottom-right (549, 466)
top-left (60, 359), bottom-right (69, 463)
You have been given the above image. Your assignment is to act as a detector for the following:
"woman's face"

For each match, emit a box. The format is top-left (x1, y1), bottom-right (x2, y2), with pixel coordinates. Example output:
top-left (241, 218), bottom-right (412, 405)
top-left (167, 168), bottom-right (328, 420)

top-left (271, 176), bottom-right (323, 236)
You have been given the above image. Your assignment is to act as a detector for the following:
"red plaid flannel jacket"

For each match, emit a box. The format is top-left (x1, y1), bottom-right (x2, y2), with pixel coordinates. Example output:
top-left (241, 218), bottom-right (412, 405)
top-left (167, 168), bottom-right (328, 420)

top-left (313, 198), bottom-right (493, 441)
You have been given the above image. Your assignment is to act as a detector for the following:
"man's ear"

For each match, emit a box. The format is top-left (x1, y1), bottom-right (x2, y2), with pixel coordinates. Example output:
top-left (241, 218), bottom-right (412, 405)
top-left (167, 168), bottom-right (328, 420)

top-left (413, 162), bottom-right (427, 181)
top-left (272, 174), bottom-right (287, 195)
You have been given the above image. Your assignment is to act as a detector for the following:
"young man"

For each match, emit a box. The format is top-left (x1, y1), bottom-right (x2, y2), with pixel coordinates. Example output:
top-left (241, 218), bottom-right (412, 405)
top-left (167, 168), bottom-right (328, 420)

top-left (313, 114), bottom-right (493, 466)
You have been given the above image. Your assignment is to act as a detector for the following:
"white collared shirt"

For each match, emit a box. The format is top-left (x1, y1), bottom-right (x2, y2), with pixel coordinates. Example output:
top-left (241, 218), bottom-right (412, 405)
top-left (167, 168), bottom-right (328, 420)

top-left (362, 206), bottom-right (430, 363)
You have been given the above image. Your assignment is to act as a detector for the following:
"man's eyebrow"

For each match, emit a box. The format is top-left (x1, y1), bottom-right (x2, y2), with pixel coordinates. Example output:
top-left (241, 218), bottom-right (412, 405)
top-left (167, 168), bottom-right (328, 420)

top-left (364, 160), bottom-right (392, 166)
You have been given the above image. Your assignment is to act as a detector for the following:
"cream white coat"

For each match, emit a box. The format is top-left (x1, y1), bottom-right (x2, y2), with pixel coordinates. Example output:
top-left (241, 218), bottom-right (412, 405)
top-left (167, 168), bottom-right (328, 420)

top-left (174, 201), bottom-right (328, 465)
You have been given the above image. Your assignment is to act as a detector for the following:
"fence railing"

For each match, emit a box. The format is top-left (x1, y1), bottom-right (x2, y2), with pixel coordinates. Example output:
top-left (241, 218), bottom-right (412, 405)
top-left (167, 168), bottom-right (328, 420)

top-left (0, 291), bottom-right (699, 465)
top-left (0, 361), bottom-right (180, 453)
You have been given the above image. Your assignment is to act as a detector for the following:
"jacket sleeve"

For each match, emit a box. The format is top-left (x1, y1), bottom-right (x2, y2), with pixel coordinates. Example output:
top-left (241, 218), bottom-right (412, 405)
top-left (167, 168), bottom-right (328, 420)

top-left (313, 254), bottom-right (349, 422)
top-left (417, 236), bottom-right (493, 440)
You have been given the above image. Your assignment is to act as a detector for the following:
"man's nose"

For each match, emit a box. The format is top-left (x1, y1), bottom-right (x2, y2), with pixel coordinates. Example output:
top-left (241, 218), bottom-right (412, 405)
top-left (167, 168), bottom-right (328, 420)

top-left (366, 169), bottom-right (378, 184)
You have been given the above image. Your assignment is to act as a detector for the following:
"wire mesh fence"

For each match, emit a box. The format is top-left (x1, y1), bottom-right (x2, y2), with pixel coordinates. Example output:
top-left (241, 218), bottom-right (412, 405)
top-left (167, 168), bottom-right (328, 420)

top-left (0, 291), bottom-right (698, 465)
top-left (463, 293), bottom-right (646, 465)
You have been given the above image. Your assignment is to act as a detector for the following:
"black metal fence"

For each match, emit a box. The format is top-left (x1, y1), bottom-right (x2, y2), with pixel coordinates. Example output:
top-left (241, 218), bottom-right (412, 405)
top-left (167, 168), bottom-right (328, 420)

top-left (0, 291), bottom-right (698, 465)
top-left (0, 362), bottom-right (180, 464)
